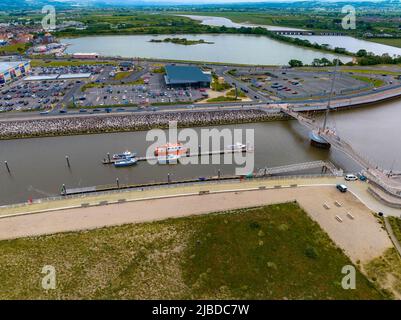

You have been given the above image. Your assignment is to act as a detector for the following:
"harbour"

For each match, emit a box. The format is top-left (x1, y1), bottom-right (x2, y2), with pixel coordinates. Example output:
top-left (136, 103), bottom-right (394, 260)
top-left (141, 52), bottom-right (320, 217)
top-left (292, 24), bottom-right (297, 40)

top-left (101, 144), bottom-right (249, 165)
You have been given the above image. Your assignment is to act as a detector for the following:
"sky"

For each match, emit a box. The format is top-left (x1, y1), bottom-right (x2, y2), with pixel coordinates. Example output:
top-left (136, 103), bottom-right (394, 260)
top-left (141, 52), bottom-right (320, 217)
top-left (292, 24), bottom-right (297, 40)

top-left (70, 0), bottom-right (383, 2)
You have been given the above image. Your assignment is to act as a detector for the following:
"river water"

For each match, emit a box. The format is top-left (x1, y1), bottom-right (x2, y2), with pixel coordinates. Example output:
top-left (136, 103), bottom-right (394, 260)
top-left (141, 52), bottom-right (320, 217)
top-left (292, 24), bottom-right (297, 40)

top-left (0, 121), bottom-right (360, 205)
top-left (62, 15), bottom-right (401, 66)
top-left (1, 99), bottom-right (401, 205)
top-left (63, 34), bottom-right (349, 66)
top-left (182, 15), bottom-right (401, 56)
top-left (2, 15), bottom-right (400, 205)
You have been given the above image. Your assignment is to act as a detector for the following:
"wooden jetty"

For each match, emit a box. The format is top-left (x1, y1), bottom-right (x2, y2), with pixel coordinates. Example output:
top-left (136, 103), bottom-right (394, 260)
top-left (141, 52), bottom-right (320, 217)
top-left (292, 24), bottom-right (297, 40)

top-left (102, 148), bottom-right (250, 165)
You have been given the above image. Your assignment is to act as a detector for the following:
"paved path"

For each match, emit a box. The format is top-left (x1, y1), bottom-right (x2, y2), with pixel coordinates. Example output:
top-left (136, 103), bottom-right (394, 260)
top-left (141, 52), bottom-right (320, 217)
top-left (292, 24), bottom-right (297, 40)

top-left (0, 184), bottom-right (393, 264)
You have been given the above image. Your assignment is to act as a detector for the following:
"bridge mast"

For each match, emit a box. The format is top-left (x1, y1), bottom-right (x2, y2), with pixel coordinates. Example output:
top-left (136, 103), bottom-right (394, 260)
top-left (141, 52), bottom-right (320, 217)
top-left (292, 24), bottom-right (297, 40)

top-left (322, 59), bottom-right (339, 131)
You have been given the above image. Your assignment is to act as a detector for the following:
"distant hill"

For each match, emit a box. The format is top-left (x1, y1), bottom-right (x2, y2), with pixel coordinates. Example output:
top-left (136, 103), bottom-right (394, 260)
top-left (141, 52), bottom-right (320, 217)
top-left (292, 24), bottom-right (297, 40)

top-left (0, 0), bottom-right (396, 11)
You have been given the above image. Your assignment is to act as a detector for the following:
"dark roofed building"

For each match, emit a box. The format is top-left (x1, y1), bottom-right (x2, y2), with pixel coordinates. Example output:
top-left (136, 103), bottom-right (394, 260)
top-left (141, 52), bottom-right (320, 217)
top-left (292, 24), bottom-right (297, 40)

top-left (119, 61), bottom-right (134, 71)
top-left (164, 65), bottom-right (211, 88)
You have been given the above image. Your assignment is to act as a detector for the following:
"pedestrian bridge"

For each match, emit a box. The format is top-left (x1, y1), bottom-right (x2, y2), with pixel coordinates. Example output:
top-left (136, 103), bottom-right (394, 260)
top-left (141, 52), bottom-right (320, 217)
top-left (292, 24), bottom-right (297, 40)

top-left (273, 105), bottom-right (401, 198)
top-left (256, 160), bottom-right (343, 177)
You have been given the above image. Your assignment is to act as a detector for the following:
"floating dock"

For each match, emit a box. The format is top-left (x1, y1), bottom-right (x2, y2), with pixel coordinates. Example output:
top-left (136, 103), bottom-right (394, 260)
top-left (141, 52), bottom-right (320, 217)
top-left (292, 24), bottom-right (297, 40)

top-left (102, 148), bottom-right (249, 165)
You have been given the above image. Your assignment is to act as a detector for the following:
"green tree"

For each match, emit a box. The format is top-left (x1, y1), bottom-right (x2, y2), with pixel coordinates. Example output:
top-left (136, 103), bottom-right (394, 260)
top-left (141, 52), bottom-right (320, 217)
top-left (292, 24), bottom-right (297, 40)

top-left (288, 59), bottom-right (303, 68)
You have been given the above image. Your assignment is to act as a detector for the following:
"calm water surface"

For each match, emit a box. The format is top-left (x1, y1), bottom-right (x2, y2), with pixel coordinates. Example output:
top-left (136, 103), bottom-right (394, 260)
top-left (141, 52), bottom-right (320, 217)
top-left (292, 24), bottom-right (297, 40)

top-left (184, 15), bottom-right (401, 56)
top-left (63, 34), bottom-right (349, 65)
top-left (2, 98), bottom-right (401, 206)
top-left (0, 121), bottom-right (357, 205)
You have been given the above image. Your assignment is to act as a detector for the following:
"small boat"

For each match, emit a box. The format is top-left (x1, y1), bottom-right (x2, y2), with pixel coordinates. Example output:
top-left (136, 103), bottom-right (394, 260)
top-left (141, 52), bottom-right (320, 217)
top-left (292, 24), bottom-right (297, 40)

top-left (112, 150), bottom-right (136, 160)
top-left (154, 143), bottom-right (188, 156)
top-left (227, 142), bottom-right (246, 150)
top-left (114, 157), bottom-right (137, 167)
top-left (157, 154), bottom-right (181, 165)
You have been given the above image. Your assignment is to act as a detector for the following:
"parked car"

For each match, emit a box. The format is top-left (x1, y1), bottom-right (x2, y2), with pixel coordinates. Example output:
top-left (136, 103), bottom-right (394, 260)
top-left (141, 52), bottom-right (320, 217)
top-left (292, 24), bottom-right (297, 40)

top-left (345, 174), bottom-right (358, 181)
top-left (336, 184), bottom-right (348, 193)
top-left (357, 173), bottom-right (367, 181)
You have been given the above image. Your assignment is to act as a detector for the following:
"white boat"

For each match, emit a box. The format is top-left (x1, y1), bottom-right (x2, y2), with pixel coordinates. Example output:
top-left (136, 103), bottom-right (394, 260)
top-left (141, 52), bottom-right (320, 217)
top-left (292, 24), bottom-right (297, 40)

top-left (114, 157), bottom-right (137, 167)
top-left (227, 142), bottom-right (246, 150)
top-left (112, 150), bottom-right (136, 160)
top-left (157, 154), bottom-right (181, 164)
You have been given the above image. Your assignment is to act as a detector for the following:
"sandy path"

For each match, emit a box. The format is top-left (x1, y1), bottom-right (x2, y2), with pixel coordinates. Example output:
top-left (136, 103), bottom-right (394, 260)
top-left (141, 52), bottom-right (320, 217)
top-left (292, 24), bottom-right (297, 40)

top-left (0, 186), bottom-right (392, 263)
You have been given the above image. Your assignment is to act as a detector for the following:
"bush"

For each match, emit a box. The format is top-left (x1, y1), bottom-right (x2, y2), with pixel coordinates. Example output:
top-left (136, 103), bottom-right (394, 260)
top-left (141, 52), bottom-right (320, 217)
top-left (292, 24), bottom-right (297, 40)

top-left (305, 245), bottom-right (319, 259)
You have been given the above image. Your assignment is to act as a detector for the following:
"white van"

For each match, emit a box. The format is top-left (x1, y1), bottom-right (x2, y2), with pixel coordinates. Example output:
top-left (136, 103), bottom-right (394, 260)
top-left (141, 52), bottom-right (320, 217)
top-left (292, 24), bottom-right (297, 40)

top-left (345, 174), bottom-right (358, 181)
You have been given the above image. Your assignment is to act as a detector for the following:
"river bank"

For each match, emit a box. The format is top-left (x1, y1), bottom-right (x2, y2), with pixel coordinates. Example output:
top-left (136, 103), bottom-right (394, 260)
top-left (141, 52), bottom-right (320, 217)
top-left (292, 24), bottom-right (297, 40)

top-left (0, 109), bottom-right (287, 140)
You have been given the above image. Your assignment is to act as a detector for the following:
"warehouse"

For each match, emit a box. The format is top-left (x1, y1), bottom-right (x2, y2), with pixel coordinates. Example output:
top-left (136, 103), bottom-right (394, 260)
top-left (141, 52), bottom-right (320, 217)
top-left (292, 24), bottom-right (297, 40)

top-left (72, 52), bottom-right (99, 59)
top-left (0, 60), bottom-right (31, 84)
top-left (164, 65), bottom-right (211, 88)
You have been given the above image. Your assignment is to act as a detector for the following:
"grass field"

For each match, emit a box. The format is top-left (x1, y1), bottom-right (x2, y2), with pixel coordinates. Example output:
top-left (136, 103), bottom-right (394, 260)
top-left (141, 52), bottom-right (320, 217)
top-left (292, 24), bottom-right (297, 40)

top-left (351, 75), bottom-right (385, 87)
top-left (0, 43), bottom-right (31, 54)
top-left (113, 71), bottom-right (133, 80)
top-left (340, 69), bottom-right (399, 76)
top-left (0, 202), bottom-right (387, 300)
top-left (206, 96), bottom-right (240, 103)
top-left (368, 38), bottom-right (401, 49)
top-left (226, 88), bottom-right (246, 97)
top-left (389, 217), bottom-right (401, 244)
top-left (363, 217), bottom-right (401, 298)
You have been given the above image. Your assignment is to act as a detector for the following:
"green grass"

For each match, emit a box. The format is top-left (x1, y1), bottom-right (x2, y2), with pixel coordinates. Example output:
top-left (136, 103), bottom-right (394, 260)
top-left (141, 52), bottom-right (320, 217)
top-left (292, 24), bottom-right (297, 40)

top-left (113, 71), bottom-right (132, 80)
top-left (151, 101), bottom-right (190, 106)
top-left (388, 217), bottom-right (401, 244)
top-left (364, 248), bottom-right (401, 297)
top-left (351, 75), bottom-right (385, 87)
top-left (207, 96), bottom-right (240, 103)
top-left (211, 75), bottom-right (231, 92)
top-left (81, 78), bottom-right (144, 92)
top-left (68, 103), bottom-right (138, 110)
top-left (0, 203), bottom-right (387, 299)
top-left (341, 69), bottom-right (399, 76)
top-left (150, 37), bottom-right (213, 45)
top-left (226, 88), bottom-right (246, 97)
top-left (152, 66), bottom-right (165, 74)
top-left (0, 42), bottom-right (31, 54)
top-left (368, 38), bottom-right (401, 49)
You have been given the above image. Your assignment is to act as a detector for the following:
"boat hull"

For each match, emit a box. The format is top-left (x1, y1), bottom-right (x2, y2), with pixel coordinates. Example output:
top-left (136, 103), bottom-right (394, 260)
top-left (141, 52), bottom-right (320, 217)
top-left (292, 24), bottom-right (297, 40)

top-left (309, 131), bottom-right (331, 149)
top-left (114, 159), bottom-right (137, 167)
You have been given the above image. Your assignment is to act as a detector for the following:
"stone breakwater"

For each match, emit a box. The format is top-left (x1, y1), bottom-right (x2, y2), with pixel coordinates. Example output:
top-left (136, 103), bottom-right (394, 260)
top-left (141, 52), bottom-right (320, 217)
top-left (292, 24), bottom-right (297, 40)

top-left (0, 109), bottom-right (287, 140)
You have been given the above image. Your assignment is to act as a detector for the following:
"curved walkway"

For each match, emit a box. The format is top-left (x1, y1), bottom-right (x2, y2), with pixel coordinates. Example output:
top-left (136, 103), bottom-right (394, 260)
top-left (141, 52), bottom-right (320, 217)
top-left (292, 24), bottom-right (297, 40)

top-left (0, 178), bottom-right (398, 265)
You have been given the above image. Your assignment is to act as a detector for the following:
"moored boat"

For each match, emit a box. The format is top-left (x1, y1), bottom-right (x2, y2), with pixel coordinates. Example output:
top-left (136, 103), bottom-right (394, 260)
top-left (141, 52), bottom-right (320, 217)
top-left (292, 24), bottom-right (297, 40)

top-left (154, 143), bottom-right (188, 156)
top-left (227, 142), bottom-right (246, 150)
top-left (157, 154), bottom-right (181, 164)
top-left (114, 157), bottom-right (138, 167)
top-left (112, 150), bottom-right (136, 160)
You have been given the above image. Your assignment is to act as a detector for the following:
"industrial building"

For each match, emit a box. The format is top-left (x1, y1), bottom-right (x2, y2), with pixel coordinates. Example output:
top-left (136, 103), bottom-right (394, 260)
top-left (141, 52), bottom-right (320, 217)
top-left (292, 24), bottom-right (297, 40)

top-left (72, 52), bottom-right (99, 59)
top-left (0, 60), bottom-right (30, 84)
top-left (164, 65), bottom-right (211, 88)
